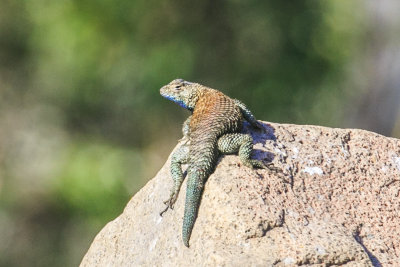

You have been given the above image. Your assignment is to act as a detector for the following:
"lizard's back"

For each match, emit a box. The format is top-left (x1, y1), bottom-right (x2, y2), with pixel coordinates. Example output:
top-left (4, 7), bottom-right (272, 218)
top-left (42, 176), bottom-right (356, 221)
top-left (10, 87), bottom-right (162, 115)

top-left (189, 88), bottom-right (243, 168)
top-left (182, 88), bottom-right (244, 246)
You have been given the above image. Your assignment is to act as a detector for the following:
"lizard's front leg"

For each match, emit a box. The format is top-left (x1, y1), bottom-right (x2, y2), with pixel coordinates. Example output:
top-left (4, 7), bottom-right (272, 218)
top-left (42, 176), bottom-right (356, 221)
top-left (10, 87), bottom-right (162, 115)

top-left (179, 115), bottom-right (191, 142)
top-left (234, 99), bottom-right (264, 130)
top-left (160, 142), bottom-right (189, 216)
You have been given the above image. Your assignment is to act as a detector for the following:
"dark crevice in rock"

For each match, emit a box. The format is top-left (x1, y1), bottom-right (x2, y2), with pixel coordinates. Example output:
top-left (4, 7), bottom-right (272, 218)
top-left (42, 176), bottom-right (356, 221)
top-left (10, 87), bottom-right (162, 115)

top-left (354, 230), bottom-right (382, 267)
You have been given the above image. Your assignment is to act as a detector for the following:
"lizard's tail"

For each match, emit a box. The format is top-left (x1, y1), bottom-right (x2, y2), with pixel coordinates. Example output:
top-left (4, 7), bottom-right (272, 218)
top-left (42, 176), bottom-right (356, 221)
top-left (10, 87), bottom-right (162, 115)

top-left (182, 147), bottom-right (218, 247)
top-left (182, 132), bottom-right (219, 247)
top-left (182, 169), bottom-right (206, 247)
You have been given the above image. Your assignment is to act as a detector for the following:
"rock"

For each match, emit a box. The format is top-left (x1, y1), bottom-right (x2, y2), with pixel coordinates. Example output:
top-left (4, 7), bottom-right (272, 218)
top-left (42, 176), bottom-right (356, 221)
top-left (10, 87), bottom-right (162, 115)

top-left (80, 122), bottom-right (400, 266)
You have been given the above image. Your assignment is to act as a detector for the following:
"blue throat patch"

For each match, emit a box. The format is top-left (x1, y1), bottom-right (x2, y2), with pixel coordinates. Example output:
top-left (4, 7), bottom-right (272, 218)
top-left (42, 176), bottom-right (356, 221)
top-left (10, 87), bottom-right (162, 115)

top-left (162, 94), bottom-right (189, 110)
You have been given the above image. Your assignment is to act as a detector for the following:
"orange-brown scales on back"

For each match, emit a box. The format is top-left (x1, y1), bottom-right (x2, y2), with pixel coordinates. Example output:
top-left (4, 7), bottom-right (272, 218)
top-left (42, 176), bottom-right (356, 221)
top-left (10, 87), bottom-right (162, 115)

top-left (189, 89), bottom-right (242, 135)
top-left (160, 79), bottom-right (270, 247)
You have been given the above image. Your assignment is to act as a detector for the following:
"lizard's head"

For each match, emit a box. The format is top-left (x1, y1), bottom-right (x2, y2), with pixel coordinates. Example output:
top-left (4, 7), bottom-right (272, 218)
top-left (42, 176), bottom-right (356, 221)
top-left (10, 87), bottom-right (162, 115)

top-left (160, 79), bottom-right (200, 111)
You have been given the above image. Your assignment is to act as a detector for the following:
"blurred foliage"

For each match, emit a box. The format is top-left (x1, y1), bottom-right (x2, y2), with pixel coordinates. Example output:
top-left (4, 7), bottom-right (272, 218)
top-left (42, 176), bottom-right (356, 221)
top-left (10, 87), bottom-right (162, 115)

top-left (3, 0), bottom-right (396, 266)
top-left (53, 142), bottom-right (141, 223)
top-left (26, 0), bottom-right (363, 143)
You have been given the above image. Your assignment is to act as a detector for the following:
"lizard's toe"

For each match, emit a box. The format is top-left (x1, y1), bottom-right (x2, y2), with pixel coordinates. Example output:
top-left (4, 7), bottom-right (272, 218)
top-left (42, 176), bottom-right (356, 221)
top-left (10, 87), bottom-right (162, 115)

top-left (160, 194), bottom-right (179, 216)
top-left (265, 162), bottom-right (280, 171)
top-left (252, 121), bottom-right (266, 132)
top-left (250, 159), bottom-right (266, 169)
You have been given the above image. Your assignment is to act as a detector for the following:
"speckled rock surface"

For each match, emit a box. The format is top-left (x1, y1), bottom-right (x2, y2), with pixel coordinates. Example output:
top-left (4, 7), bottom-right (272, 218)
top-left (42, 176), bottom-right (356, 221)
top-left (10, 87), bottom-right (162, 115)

top-left (81, 122), bottom-right (400, 266)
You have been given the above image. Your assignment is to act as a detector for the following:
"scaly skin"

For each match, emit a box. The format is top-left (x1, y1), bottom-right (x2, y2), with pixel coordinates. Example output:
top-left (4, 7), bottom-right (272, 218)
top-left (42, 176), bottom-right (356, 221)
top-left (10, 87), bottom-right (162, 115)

top-left (160, 79), bottom-right (267, 247)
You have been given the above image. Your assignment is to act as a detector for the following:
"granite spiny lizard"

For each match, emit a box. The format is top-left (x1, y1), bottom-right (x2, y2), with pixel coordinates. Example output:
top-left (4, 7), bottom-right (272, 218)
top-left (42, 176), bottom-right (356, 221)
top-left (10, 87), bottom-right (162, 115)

top-left (159, 79), bottom-right (269, 247)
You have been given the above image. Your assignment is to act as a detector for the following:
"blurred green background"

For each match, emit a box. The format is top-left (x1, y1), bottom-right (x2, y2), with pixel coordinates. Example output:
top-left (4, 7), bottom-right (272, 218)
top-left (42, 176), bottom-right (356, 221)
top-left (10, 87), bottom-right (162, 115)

top-left (1, 0), bottom-right (399, 266)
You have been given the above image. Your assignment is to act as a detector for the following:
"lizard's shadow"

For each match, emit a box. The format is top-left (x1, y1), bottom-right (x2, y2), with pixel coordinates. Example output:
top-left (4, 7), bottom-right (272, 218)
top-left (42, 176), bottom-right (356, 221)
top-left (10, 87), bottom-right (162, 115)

top-left (243, 121), bottom-right (276, 164)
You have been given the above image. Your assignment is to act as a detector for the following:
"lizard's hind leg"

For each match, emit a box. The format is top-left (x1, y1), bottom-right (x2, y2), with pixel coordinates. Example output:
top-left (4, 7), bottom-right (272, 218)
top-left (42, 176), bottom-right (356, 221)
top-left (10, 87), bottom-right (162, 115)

top-left (217, 133), bottom-right (265, 169)
top-left (160, 143), bottom-right (189, 216)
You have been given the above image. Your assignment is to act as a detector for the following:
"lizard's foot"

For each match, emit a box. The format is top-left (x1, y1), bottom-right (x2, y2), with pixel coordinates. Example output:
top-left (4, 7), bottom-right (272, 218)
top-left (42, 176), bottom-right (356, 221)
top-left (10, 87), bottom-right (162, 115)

top-left (244, 159), bottom-right (282, 174)
top-left (243, 159), bottom-right (265, 169)
top-left (252, 121), bottom-right (265, 132)
top-left (264, 162), bottom-right (281, 173)
top-left (160, 192), bottom-right (179, 216)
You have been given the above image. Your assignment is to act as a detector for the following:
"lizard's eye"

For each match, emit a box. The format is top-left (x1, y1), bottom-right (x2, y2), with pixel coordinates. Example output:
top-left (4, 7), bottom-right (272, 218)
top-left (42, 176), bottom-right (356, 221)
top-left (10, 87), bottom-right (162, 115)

top-left (174, 85), bottom-right (182, 90)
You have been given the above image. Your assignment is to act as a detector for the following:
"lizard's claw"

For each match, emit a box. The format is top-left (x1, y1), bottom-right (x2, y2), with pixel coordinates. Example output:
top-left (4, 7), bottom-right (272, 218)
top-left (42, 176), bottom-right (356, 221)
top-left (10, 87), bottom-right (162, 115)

top-left (253, 121), bottom-right (266, 132)
top-left (160, 205), bottom-right (170, 216)
top-left (160, 193), bottom-right (179, 216)
top-left (244, 159), bottom-right (266, 169)
top-left (264, 162), bottom-right (281, 172)
top-left (247, 159), bottom-right (282, 174)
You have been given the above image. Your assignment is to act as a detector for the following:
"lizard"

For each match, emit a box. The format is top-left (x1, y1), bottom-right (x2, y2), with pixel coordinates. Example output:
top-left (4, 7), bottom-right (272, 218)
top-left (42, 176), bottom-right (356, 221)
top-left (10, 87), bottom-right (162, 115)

top-left (159, 79), bottom-right (273, 247)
